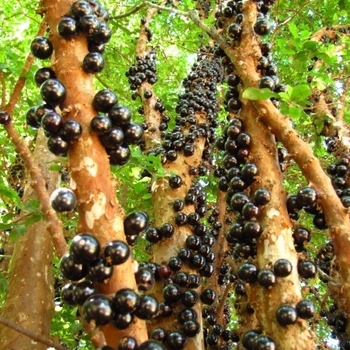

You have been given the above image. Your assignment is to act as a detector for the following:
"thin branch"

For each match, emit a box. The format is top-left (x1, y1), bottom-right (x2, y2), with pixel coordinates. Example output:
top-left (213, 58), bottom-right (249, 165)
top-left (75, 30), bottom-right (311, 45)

top-left (3, 21), bottom-right (68, 258)
top-left (216, 281), bottom-right (231, 327)
top-left (336, 75), bottom-right (350, 122)
top-left (0, 71), bottom-right (6, 109)
top-left (110, 3), bottom-right (146, 20)
top-left (0, 316), bottom-right (67, 350)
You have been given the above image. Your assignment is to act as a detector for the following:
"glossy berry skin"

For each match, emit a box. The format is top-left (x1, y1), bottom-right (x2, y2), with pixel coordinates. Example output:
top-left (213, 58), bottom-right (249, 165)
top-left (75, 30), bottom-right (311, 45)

top-left (227, 23), bottom-right (242, 39)
top-left (238, 262), bottom-right (259, 283)
top-left (73, 280), bottom-right (96, 305)
top-left (159, 223), bottom-right (174, 238)
top-left (296, 300), bottom-right (315, 319)
top-left (124, 211), bottom-right (149, 236)
top-left (60, 282), bottom-right (76, 305)
top-left (273, 259), bottom-right (292, 277)
top-left (78, 14), bottom-right (101, 37)
top-left (182, 320), bottom-right (200, 337)
top-left (90, 22), bottom-right (112, 43)
top-left (108, 144), bottom-right (130, 166)
top-left (41, 111), bottom-right (63, 134)
top-left (297, 260), bottom-right (317, 278)
top-left (254, 188), bottom-right (271, 206)
top-left (118, 336), bottom-right (138, 350)
top-left (47, 134), bottom-right (69, 155)
top-left (83, 52), bottom-right (105, 73)
top-left (0, 111), bottom-right (11, 125)
top-left (135, 267), bottom-right (155, 291)
top-left (58, 17), bottom-right (78, 38)
top-left (138, 340), bottom-right (166, 350)
top-left (254, 18), bottom-right (271, 36)
top-left (258, 76), bottom-right (275, 90)
top-left (30, 36), bottom-right (53, 59)
top-left (88, 258), bottom-right (113, 282)
top-left (276, 305), bottom-right (298, 326)
top-left (123, 122), bottom-right (143, 144)
top-left (100, 127), bottom-right (124, 148)
top-left (59, 253), bottom-right (87, 281)
top-left (181, 290), bottom-right (199, 307)
top-left (35, 104), bottom-right (54, 123)
top-left (296, 187), bottom-right (317, 207)
top-left (26, 107), bottom-right (40, 128)
top-left (93, 89), bottom-right (118, 113)
top-left (70, 1), bottom-right (93, 19)
top-left (34, 67), bottom-right (56, 87)
top-left (113, 288), bottom-right (139, 314)
top-left (40, 79), bottom-right (67, 106)
top-left (69, 233), bottom-right (100, 263)
top-left (62, 120), bottom-right (82, 141)
top-left (293, 227), bottom-right (311, 246)
top-left (257, 269), bottom-right (276, 288)
top-left (166, 331), bottom-right (187, 350)
top-left (50, 188), bottom-right (76, 213)
top-left (104, 240), bottom-right (130, 265)
top-left (82, 294), bottom-right (114, 326)
top-left (253, 335), bottom-right (276, 350)
top-left (242, 330), bottom-right (261, 350)
top-left (169, 174), bottom-right (183, 189)
top-left (108, 105), bottom-right (132, 126)
top-left (91, 115), bottom-right (112, 135)
top-left (163, 283), bottom-right (182, 303)
top-left (113, 312), bottom-right (134, 330)
top-left (134, 294), bottom-right (159, 320)
top-left (200, 288), bottom-right (217, 305)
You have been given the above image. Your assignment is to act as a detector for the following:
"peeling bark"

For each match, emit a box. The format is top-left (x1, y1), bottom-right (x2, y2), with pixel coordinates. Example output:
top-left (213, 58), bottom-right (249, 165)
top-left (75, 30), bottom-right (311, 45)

top-left (42, 0), bottom-right (148, 347)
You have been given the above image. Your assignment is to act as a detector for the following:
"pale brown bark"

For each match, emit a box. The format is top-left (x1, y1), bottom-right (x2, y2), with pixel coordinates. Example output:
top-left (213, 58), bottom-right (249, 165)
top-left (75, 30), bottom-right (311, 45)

top-left (242, 101), bottom-right (315, 349)
top-left (0, 131), bottom-right (58, 350)
top-left (42, 0), bottom-right (148, 347)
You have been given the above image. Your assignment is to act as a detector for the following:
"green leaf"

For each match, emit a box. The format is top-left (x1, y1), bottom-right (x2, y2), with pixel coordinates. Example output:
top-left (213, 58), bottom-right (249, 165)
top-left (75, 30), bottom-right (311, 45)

top-left (290, 84), bottom-right (312, 103)
top-left (0, 183), bottom-right (19, 202)
top-left (242, 88), bottom-right (278, 100)
top-left (288, 22), bottom-right (299, 38)
top-left (10, 224), bottom-right (27, 241)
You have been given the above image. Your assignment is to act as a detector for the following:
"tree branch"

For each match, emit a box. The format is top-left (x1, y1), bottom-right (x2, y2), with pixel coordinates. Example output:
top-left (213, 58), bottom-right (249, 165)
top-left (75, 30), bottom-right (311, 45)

top-left (110, 3), bottom-right (146, 20)
top-left (0, 316), bottom-right (67, 350)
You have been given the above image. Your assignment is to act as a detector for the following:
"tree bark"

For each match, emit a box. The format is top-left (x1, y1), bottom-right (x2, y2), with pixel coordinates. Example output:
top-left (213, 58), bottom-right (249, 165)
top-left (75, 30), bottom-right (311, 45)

top-left (0, 130), bottom-right (58, 350)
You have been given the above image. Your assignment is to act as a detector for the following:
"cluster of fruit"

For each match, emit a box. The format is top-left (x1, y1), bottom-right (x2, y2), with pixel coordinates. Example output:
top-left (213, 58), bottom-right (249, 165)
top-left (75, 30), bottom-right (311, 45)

top-left (126, 50), bottom-right (158, 91)
top-left (26, 1), bottom-right (143, 165)
top-left (59, 233), bottom-right (168, 350)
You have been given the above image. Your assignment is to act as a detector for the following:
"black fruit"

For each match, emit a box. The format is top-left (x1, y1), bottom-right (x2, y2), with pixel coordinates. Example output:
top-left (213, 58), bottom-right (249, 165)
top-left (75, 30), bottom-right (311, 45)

top-left (69, 233), bottom-right (100, 263)
top-left (82, 294), bottom-right (114, 326)
top-left (88, 258), bottom-right (114, 282)
top-left (257, 269), bottom-right (276, 288)
top-left (73, 280), bottom-right (96, 305)
top-left (30, 36), bottom-right (53, 59)
top-left (124, 122), bottom-right (143, 144)
top-left (200, 288), bottom-right (216, 305)
top-left (58, 17), bottom-right (78, 38)
top-left (296, 299), bottom-right (315, 319)
top-left (41, 111), bottom-right (63, 134)
top-left (138, 340), bottom-right (166, 350)
top-left (40, 79), bottom-right (67, 106)
top-left (47, 135), bottom-right (69, 155)
top-left (91, 114), bottom-right (112, 135)
top-left (124, 211), bottom-right (149, 236)
top-left (296, 187), bottom-right (317, 207)
top-left (83, 52), bottom-right (105, 73)
top-left (108, 105), bottom-right (132, 126)
top-left (135, 267), bottom-right (155, 290)
top-left (166, 331), bottom-right (187, 350)
top-left (62, 120), bottom-right (82, 141)
top-left (238, 262), bottom-right (259, 283)
top-left (118, 336), bottom-right (138, 350)
top-left (60, 282), bottom-right (76, 305)
top-left (254, 18), bottom-right (271, 36)
top-left (71, 1), bottom-right (93, 19)
top-left (100, 127), bottom-right (124, 148)
top-left (274, 259), bottom-right (292, 277)
top-left (163, 283), bottom-right (182, 303)
top-left (258, 76), bottom-right (275, 90)
top-left (253, 335), bottom-right (276, 350)
top-left (50, 188), bottom-right (76, 212)
top-left (113, 288), bottom-right (139, 314)
top-left (108, 144), bottom-right (130, 165)
top-left (0, 111), bottom-right (11, 125)
top-left (134, 294), bottom-right (159, 320)
top-left (276, 305), bottom-right (298, 326)
top-left (169, 174), bottom-right (183, 189)
top-left (253, 188), bottom-right (271, 206)
top-left (104, 240), bottom-right (130, 265)
top-left (297, 260), bottom-right (317, 279)
top-left (113, 312), bottom-right (134, 329)
top-left (59, 253), bottom-right (87, 281)
top-left (34, 67), bottom-right (56, 87)
top-left (93, 89), bottom-right (118, 113)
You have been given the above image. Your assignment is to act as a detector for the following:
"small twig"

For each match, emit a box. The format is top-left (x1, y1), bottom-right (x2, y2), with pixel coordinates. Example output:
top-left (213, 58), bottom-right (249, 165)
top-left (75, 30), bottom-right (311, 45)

top-left (216, 281), bottom-right (231, 327)
top-left (0, 71), bottom-right (6, 108)
top-left (0, 316), bottom-right (67, 350)
top-left (110, 3), bottom-right (147, 20)
top-left (336, 75), bottom-right (350, 122)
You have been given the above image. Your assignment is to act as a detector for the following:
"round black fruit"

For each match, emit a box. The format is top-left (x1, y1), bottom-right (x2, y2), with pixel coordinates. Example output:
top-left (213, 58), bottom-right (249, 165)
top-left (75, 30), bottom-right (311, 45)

top-left (273, 259), bottom-right (292, 277)
top-left (166, 331), bottom-right (187, 350)
top-left (237, 262), bottom-right (259, 283)
top-left (82, 294), bottom-right (114, 326)
top-left (113, 288), bottom-right (140, 314)
top-left (40, 79), bottom-right (67, 106)
top-left (69, 233), bottom-right (100, 263)
top-left (83, 52), bottom-right (105, 73)
top-left (50, 188), bottom-right (76, 213)
top-left (104, 240), bottom-right (130, 265)
top-left (91, 114), bottom-right (112, 135)
top-left (93, 89), bottom-right (118, 113)
top-left (34, 67), bottom-right (56, 87)
top-left (108, 105), bottom-right (132, 126)
top-left (254, 18), bottom-right (271, 36)
top-left (47, 135), bottom-right (69, 156)
top-left (253, 335), bottom-right (276, 350)
top-left (123, 122), bottom-right (143, 144)
top-left (30, 36), bottom-right (53, 59)
top-left (296, 300), bottom-right (315, 319)
top-left (200, 289), bottom-right (217, 305)
top-left (59, 253), bottom-right (87, 281)
top-left (276, 305), bottom-right (298, 326)
top-left (58, 17), bottom-right (78, 38)
top-left (257, 269), bottom-right (276, 288)
top-left (118, 336), bottom-right (138, 350)
top-left (297, 260), bottom-right (317, 279)
top-left (62, 120), bottom-right (82, 141)
top-left (296, 187), bottom-right (317, 207)
top-left (134, 294), bottom-right (159, 320)
top-left (41, 111), bottom-right (63, 134)
top-left (124, 211), bottom-right (149, 236)
top-left (138, 340), bottom-right (166, 350)
top-left (108, 143), bottom-right (130, 166)
top-left (0, 111), bottom-right (11, 125)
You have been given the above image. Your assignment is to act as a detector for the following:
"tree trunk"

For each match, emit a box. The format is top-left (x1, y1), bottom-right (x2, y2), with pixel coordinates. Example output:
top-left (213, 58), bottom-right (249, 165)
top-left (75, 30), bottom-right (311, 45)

top-left (0, 130), bottom-right (58, 350)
